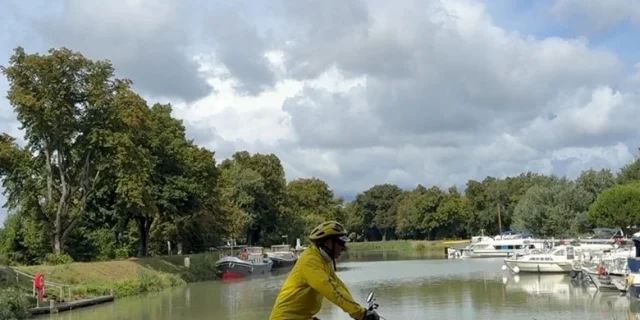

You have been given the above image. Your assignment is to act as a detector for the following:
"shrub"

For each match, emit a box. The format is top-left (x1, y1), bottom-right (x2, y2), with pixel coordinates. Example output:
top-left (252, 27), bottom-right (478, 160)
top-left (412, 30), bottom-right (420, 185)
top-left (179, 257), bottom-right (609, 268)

top-left (179, 254), bottom-right (220, 282)
top-left (44, 253), bottom-right (74, 266)
top-left (115, 247), bottom-right (131, 260)
top-left (0, 254), bottom-right (11, 266)
top-left (0, 287), bottom-right (29, 320)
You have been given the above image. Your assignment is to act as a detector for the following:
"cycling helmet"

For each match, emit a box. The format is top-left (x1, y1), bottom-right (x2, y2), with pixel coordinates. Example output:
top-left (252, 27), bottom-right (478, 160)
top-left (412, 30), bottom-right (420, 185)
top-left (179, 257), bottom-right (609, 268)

top-left (309, 221), bottom-right (351, 243)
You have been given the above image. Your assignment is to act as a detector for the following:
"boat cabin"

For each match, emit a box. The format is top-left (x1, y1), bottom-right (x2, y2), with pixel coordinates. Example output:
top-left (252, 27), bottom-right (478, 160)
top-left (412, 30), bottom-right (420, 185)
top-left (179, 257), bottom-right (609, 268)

top-left (493, 244), bottom-right (537, 251)
top-left (242, 246), bottom-right (269, 264)
top-left (522, 245), bottom-right (576, 261)
top-left (271, 244), bottom-right (292, 253)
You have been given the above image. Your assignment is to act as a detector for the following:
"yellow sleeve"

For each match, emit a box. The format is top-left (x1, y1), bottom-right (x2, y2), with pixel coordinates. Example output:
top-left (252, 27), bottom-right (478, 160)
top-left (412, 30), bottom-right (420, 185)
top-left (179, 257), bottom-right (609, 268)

top-left (301, 256), bottom-right (366, 320)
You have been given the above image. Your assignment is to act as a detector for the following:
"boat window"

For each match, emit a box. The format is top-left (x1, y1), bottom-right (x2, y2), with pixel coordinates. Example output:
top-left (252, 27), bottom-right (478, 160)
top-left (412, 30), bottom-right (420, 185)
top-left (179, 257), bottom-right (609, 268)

top-left (554, 249), bottom-right (565, 256)
top-left (566, 247), bottom-right (575, 256)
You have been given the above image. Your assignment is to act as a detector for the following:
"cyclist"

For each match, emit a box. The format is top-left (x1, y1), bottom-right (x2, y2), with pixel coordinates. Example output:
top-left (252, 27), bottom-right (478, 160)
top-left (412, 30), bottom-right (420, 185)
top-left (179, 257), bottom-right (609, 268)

top-left (269, 221), bottom-right (379, 320)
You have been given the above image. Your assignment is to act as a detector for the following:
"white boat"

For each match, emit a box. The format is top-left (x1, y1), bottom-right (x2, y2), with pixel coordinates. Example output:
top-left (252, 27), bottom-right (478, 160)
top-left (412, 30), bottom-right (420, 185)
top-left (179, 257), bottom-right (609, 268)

top-left (503, 245), bottom-right (583, 273)
top-left (460, 237), bottom-right (545, 258)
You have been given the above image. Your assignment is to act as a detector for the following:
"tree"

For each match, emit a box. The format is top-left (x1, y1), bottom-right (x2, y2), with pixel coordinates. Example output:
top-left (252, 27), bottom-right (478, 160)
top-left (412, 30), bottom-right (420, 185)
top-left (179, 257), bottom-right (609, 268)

top-left (218, 151), bottom-right (287, 245)
top-left (354, 184), bottom-right (403, 241)
top-left (394, 185), bottom-right (430, 239)
top-left (617, 157), bottom-right (640, 185)
top-left (576, 169), bottom-right (616, 201)
top-left (512, 178), bottom-right (590, 237)
top-left (589, 183), bottom-right (640, 230)
top-left (0, 47), bottom-right (117, 254)
top-left (428, 187), bottom-right (472, 239)
top-left (282, 178), bottom-right (340, 241)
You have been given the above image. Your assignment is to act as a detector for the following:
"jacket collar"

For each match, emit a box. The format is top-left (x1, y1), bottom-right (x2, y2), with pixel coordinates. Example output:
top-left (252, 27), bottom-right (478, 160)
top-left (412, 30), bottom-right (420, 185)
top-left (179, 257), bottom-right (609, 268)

top-left (313, 244), bottom-right (333, 265)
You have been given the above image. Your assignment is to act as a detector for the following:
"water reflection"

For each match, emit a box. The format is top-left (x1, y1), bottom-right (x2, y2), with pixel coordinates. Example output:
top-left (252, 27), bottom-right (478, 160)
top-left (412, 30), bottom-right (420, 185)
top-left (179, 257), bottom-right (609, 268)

top-left (41, 256), bottom-right (640, 320)
top-left (343, 250), bottom-right (441, 262)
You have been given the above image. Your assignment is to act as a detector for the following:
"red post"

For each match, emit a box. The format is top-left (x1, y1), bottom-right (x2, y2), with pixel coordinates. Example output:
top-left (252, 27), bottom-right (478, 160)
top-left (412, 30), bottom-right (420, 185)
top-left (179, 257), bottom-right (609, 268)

top-left (34, 273), bottom-right (45, 301)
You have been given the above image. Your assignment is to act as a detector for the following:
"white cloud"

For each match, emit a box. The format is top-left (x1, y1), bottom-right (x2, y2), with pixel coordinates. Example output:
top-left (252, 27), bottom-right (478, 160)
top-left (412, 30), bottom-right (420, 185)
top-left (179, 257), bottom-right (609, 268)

top-left (0, 0), bottom-right (639, 215)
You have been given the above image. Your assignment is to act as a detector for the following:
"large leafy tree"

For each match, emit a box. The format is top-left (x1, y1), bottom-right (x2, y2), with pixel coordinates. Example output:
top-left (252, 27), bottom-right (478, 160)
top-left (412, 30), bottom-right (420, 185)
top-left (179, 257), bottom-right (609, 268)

top-left (589, 183), bottom-right (640, 230)
top-left (0, 47), bottom-right (224, 259)
top-left (218, 151), bottom-right (287, 245)
top-left (282, 178), bottom-right (341, 242)
top-left (352, 184), bottom-right (403, 241)
top-left (0, 47), bottom-right (119, 253)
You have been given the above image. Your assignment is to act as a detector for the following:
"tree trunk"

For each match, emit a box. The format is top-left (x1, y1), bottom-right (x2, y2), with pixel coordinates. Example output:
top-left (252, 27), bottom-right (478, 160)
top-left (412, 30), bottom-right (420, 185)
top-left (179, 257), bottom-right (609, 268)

top-left (54, 220), bottom-right (62, 254)
top-left (138, 217), bottom-right (153, 257)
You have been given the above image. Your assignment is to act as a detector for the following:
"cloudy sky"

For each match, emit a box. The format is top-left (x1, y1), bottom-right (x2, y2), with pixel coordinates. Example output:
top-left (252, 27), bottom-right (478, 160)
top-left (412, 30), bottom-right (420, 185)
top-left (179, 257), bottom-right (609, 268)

top-left (1, 0), bottom-right (640, 222)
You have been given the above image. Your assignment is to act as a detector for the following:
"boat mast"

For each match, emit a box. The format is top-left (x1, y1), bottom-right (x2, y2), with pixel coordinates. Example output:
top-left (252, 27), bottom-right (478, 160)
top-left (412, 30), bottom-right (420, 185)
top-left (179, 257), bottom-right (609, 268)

top-left (497, 191), bottom-right (502, 235)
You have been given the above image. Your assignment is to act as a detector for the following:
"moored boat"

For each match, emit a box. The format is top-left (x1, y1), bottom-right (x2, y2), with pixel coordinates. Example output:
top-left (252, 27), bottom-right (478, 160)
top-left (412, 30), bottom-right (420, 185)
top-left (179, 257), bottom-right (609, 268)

top-left (267, 244), bottom-right (298, 270)
top-left (216, 246), bottom-right (273, 280)
top-left (460, 236), bottom-right (544, 258)
top-left (503, 245), bottom-right (578, 273)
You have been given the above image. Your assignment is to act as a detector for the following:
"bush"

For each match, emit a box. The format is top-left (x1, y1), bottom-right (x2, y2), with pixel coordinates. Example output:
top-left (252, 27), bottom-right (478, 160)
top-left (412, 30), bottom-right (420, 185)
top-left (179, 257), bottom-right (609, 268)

top-left (179, 254), bottom-right (220, 283)
top-left (89, 229), bottom-right (118, 261)
top-left (0, 287), bottom-right (29, 320)
top-left (0, 254), bottom-right (12, 266)
top-left (115, 247), bottom-right (131, 260)
top-left (44, 253), bottom-right (74, 266)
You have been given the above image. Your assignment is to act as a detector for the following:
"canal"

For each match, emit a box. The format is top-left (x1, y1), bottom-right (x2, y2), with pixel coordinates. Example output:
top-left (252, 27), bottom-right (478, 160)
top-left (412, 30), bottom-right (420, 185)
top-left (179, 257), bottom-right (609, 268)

top-left (41, 253), bottom-right (640, 319)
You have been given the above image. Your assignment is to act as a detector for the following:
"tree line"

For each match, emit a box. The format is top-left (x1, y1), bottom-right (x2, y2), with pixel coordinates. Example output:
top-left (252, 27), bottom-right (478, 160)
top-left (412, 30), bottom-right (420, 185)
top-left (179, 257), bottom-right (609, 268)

top-left (0, 47), bottom-right (638, 265)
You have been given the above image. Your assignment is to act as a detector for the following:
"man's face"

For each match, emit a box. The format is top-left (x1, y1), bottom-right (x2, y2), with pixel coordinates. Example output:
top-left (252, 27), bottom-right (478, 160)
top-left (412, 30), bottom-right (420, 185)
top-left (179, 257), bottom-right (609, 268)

top-left (328, 238), bottom-right (347, 259)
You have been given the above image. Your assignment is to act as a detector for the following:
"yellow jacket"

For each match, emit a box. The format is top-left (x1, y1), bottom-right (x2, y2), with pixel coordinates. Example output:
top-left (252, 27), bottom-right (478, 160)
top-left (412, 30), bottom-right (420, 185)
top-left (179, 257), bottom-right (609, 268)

top-left (269, 245), bottom-right (366, 320)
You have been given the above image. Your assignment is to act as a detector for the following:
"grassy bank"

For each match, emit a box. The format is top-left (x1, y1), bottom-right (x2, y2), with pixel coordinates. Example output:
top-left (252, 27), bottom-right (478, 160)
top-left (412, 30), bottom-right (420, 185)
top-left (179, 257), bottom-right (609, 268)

top-left (14, 253), bottom-right (221, 299)
top-left (347, 239), bottom-right (470, 255)
top-left (9, 240), bottom-right (470, 301)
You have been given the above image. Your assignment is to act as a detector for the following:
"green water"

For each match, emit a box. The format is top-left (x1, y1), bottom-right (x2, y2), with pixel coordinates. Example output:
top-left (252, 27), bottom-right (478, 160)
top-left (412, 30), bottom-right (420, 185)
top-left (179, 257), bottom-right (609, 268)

top-left (39, 254), bottom-right (640, 319)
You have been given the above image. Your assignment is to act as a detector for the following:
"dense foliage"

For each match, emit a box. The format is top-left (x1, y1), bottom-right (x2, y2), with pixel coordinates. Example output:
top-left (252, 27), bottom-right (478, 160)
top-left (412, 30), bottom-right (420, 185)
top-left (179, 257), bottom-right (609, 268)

top-left (0, 47), bottom-right (638, 265)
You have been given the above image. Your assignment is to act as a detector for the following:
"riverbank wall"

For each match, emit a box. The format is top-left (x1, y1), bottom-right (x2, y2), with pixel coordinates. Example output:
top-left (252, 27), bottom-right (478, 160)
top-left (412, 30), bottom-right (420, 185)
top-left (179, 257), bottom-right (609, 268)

top-left (346, 239), bottom-right (470, 256)
top-left (13, 252), bottom-right (221, 300)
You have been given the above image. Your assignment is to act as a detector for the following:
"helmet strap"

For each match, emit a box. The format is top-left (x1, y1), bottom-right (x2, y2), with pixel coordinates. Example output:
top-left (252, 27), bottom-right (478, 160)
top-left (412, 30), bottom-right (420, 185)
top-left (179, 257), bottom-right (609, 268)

top-left (319, 241), bottom-right (337, 271)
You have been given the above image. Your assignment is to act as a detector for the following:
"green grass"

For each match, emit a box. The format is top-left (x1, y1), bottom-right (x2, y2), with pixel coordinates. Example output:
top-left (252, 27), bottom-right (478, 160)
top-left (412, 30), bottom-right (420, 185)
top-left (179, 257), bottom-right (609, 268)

top-left (14, 253), bottom-right (222, 299)
top-left (347, 239), bottom-right (470, 254)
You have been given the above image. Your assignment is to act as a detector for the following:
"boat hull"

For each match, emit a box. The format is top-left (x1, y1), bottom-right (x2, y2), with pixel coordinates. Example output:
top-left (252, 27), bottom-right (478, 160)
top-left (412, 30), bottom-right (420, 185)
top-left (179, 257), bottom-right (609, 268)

top-left (216, 258), bottom-right (273, 279)
top-left (269, 256), bottom-right (297, 269)
top-left (504, 260), bottom-right (573, 273)
top-left (463, 250), bottom-right (523, 258)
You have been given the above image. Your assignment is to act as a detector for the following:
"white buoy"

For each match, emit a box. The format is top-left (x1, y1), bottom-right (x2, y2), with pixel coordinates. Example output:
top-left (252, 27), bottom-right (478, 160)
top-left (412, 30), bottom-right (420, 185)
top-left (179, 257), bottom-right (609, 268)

top-left (502, 276), bottom-right (508, 284)
top-left (514, 275), bottom-right (521, 283)
top-left (513, 266), bottom-right (520, 274)
top-left (501, 265), bottom-right (507, 271)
